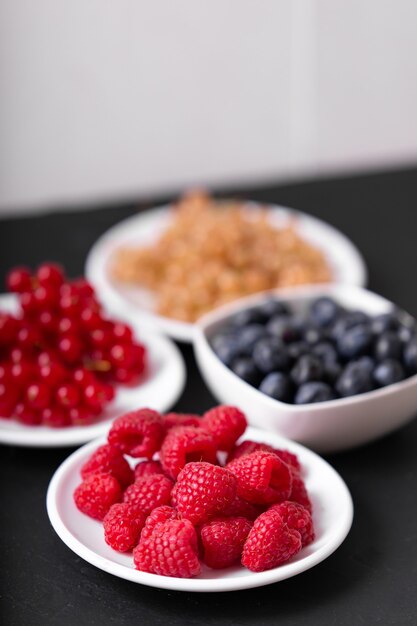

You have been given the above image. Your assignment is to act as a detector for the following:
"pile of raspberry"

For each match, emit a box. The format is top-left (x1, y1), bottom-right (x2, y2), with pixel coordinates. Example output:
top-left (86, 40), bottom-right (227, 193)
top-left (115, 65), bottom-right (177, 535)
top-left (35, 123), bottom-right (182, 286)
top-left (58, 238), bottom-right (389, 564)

top-left (0, 263), bottom-right (146, 426)
top-left (74, 405), bottom-right (314, 577)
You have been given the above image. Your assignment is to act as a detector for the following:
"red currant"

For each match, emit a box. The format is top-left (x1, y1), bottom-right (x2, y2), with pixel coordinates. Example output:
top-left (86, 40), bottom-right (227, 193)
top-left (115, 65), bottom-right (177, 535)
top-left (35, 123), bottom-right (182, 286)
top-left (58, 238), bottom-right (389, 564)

top-left (10, 347), bottom-right (26, 363)
top-left (20, 292), bottom-right (38, 316)
top-left (58, 317), bottom-right (79, 335)
top-left (56, 383), bottom-right (80, 408)
top-left (17, 326), bottom-right (41, 349)
top-left (0, 383), bottom-right (19, 410)
top-left (112, 322), bottom-right (133, 343)
top-left (0, 314), bottom-right (19, 345)
top-left (59, 293), bottom-right (81, 316)
top-left (90, 326), bottom-right (112, 349)
top-left (6, 266), bottom-right (32, 293)
top-left (39, 362), bottom-right (68, 387)
top-left (41, 406), bottom-right (70, 427)
top-left (11, 361), bottom-right (34, 386)
top-left (83, 382), bottom-right (107, 411)
top-left (58, 335), bottom-right (82, 364)
top-left (39, 310), bottom-right (58, 334)
top-left (34, 285), bottom-right (59, 309)
top-left (113, 368), bottom-right (138, 384)
top-left (80, 307), bottom-right (102, 331)
top-left (69, 406), bottom-right (94, 425)
top-left (73, 367), bottom-right (95, 386)
top-left (15, 403), bottom-right (41, 425)
top-left (72, 279), bottom-right (95, 299)
top-left (109, 344), bottom-right (136, 369)
top-left (0, 364), bottom-right (11, 384)
top-left (26, 383), bottom-right (51, 410)
top-left (36, 263), bottom-right (64, 288)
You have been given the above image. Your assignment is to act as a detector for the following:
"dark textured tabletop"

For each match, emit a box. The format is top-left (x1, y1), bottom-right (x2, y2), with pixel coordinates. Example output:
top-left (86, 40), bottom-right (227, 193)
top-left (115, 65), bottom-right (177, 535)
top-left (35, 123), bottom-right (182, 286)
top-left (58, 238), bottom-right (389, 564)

top-left (1, 168), bottom-right (417, 625)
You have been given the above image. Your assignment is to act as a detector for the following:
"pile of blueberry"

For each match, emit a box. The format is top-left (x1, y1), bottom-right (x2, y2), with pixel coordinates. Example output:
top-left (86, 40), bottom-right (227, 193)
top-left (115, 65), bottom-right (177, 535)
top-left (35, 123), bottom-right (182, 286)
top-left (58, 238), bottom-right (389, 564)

top-left (210, 297), bottom-right (417, 404)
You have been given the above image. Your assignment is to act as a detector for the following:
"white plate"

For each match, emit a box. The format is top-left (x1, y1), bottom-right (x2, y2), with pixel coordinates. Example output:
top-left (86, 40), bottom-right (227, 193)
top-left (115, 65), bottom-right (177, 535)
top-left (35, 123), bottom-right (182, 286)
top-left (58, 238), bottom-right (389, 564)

top-left (85, 204), bottom-right (367, 342)
top-left (0, 294), bottom-right (185, 448)
top-left (46, 426), bottom-right (353, 592)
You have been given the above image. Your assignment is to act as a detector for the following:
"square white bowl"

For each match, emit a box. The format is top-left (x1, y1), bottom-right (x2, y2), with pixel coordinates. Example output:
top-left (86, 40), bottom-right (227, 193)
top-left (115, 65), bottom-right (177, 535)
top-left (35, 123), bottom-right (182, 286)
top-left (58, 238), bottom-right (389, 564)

top-left (193, 284), bottom-right (417, 453)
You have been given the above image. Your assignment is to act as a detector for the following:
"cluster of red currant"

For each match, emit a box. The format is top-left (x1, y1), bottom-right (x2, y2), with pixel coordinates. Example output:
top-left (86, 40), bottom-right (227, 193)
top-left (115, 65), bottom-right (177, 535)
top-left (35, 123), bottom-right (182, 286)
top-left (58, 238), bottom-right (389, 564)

top-left (0, 263), bottom-right (147, 427)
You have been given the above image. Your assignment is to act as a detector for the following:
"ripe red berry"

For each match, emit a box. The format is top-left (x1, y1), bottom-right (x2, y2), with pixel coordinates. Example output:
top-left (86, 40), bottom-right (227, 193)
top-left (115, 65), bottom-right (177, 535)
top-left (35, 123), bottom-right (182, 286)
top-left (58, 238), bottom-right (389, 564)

top-left (163, 412), bottom-right (201, 430)
top-left (38, 310), bottom-right (58, 334)
top-left (6, 266), bottom-right (32, 293)
top-left (123, 474), bottom-right (173, 515)
top-left (108, 408), bottom-right (165, 459)
top-left (20, 292), bottom-right (38, 316)
top-left (73, 472), bottom-right (122, 520)
top-left (112, 323), bottom-right (133, 343)
top-left (36, 263), bottom-right (64, 288)
top-left (159, 426), bottom-right (217, 479)
top-left (81, 444), bottom-right (133, 488)
top-left (269, 501), bottom-right (314, 546)
top-left (174, 462), bottom-right (237, 525)
top-left (39, 362), bottom-right (68, 387)
top-left (80, 307), bottom-right (102, 331)
top-left (58, 335), bottom-right (82, 364)
top-left (68, 406), bottom-right (94, 425)
top-left (242, 509), bottom-right (302, 572)
top-left (56, 383), bottom-right (80, 408)
top-left (134, 460), bottom-right (166, 481)
top-left (139, 505), bottom-right (180, 543)
top-left (0, 383), bottom-right (19, 415)
top-left (109, 344), bottom-right (137, 370)
top-left (26, 383), bottom-right (51, 410)
top-left (103, 503), bottom-right (146, 552)
top-left (41, 406), bottom-right (70, 427)
top-left (15, 402), bottom-right (41, 425)
top-left (83, 381), bottom-right (108, 412)
top-left (10, 361), bottom-right (34, 386)
top-left (201, 517), bottom-right (252, 569)
top-left (71, 278), bottom-right (95, 299)
top-left (17, 326), bottom-right (41, 349)
top-left (227, 450), bottom-right (293, 505)
top-left (34, 285), bottom-right (58, 309)
top-left (201, 405), bottom-right (247, 451)
top-left (133, 519), bottom-right (201, 578)
top-left (58, 317), bottom-right (79, 335)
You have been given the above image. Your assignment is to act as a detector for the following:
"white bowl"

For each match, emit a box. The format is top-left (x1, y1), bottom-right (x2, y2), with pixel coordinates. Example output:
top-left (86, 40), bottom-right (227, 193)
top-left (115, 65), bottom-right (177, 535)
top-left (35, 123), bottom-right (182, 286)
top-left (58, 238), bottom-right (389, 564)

top-left (85, 203), bottom-right (367, 342)
top-left (46, 427), bottom-right (353, 593)
top-left (194, 284), bottom-right (417, 453)
top-left (0, 294), bottom-right (185, 448)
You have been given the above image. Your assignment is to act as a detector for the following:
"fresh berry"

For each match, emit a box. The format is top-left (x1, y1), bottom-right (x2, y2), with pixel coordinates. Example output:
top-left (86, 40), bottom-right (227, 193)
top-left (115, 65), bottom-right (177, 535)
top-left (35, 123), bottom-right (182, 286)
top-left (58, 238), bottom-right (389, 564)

top-left (337, 324), bottom-right (373, 360)
top-left (403, 338), bottom-right (417, 373)
top-left (160, 426), bottom-right (217, 479)
top-left (259, 372), bottom-right (292, 402)
top-left (291, 355), bottom-right (324, 386)
top-left (139, 505), bottom-right (180, 542)
top-left (237, 324), bottom-right (267, 353)
top-left (200, 517), bottom-right (252, 569)
top-left (222, 494), bottom-right (260, 520)
top-left (227, 451), bottom-right (292, 505)
top-left (230, 356), bottom-right (262, 386)
top-left (310, 297), bottom-right (340, 327)
top-left (6, 266), bottom-right (32, 293)
top-left (36, 262), bottom-right (64, 287)
top-left (25, 383), bottom-right (51, 410)
top-left (73, 473), bottom-right (122, 520)
top-left (56, 383), bottom-right (80, 409)
top-left (103, 503), bottom-right (146, 552)
top-left (15, 403), bottom-right (41, 425)
top-left (252, 337), bottom-right (290, 374)
top-left (175, 462), bottom-right (237, 525)
top-left (270, 501), bottom-right (314, 546)
top-left (108, 408), bottom-right (164, 458)
top-left (267, 315), bottom-right (301, 343)
top-left (241, 509), bottom-right (302, 572)
top-left (274, 449), bottom-right (301, 473)
top-left (211, 334), bottom-right (242, 366)
top-left (232, 308), bottom-right (266, 328)
top-left (336, 361), bottom-right (374, 397)
top-left (289, 472), bottom-right (312, 512)
top-left (81, 444), bottom-right (134, 488)
top-left (134, 460), bottom-right (166, 480)
top-left (133, 518), bottom-right (201, 578)
top-left (294, 382), bottom-right (335, 404)
top-left (123, 474), bottom-right (173, 515)
top-left (227, 439), bottom-right (276, 463)
top-left (201, 405), bottom-right (247, 451)
top-left (163, 412), bottom-right (201, 429)
top-left (373, 359), bottom-right (405, 387)
top-left (41, 407), bottom-right (70, 427)
top-left (374, 332), bottom-right (402, 361)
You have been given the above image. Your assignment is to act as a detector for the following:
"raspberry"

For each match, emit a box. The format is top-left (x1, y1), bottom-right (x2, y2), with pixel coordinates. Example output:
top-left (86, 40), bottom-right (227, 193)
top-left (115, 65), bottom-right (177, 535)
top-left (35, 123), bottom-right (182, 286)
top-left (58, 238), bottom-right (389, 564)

top-left (108, 408), bottom-right (164, 458)
top-left (269, 501), bottom-right (314, 546)
top-left (73, 473), bottom-right (122, 520)
top-left (201, 405), bottom-right (247, 451)
top-left (289, 471), bottom-right (312, 512)
top-left (200, 517), bottom-right (252, 569)
top-left (123, 474), bottom-right (173, 515)
top-left (163, 413), bottom-right (201, 429)
top-left (274, 449), bottom-right (301, 473)
top-left (81, 444), bottom-right (134, 488)
top-left (133, 519), bottom-right (201, 578)
top-left (227, 440), bottom-right (276, 463)
top-left (103, 503), bottom-right (146, 552)
top-left (134, 460), bottom-right (166, 481)
top-left (227, 451), bottom-right (292, 505)
top-left (242, 509), bottom-right (302, 572)
top-left (222, 494), bottom-right (260, 521)
top-left (140, 505), bottom-right (180, 542)
top-left (175, 462), bottom-right (237, 525)
top-left (159, 426), bottom-right (217, 479)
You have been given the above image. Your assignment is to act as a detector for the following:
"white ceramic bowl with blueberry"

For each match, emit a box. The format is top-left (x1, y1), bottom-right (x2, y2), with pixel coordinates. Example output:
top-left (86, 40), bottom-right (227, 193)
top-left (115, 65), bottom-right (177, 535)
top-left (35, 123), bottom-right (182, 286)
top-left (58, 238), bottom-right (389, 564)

top-left (193, 284), bottom-right (417, 453)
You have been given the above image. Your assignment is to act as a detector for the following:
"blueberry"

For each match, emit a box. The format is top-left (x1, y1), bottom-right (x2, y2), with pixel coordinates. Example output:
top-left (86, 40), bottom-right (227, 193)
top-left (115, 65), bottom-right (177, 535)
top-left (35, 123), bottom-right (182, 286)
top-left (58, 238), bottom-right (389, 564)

top-left (312, 341), bottom-right (338, 363)
top-left (371, 312), bottom-right (400, 335)
top-left (323, 360), bottom-right (342, 384)
top-left (252, 337), bottom-right (290, 373)
top-left (398, 325), bottom-right (416, 344)
top-left (330, 311), bottom-right (370, 341)
top-left (257, 299), bottom-right (289, 320)
top-left (354, 356), bottom-right (375, 373)
top-left (259, 372), bottom-right (292, 402)
top-left (336, 361), bottom-right (374, 397)
top-left (294, 382), bottom-right (335, 404)
top-left (373, 359), bottom-right (405, 387)
top-left (291, 355), bottom-right (324, 386)
top-left (232, 308), bottom-right (266, 327)
top-left (310, 297), bottom-right (340, 327)
top-left (303, 326), bottom-right (327, 345)
top-left (237, 324), bottom-right (267, 354)
top-left (288, 341), bottom-right (310, 362)
top-left (213, 339), bottom-right (242, 366)
top-left (374, 332), bottom-right (402, 361)
top-left (231, 357), bottom-right (262, 386)
top-left (267, 315), bottom-right (302, 343)
top-left (337, 324), bottom-right (373, 360)
top-left (403, 338), bottom-right (417, 373)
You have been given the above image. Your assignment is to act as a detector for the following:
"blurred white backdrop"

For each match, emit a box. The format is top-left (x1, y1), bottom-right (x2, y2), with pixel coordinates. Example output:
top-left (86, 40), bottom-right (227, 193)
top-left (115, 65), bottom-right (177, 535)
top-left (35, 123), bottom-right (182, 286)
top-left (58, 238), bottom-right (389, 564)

top-left (0, 0), bottom-right (417, 214)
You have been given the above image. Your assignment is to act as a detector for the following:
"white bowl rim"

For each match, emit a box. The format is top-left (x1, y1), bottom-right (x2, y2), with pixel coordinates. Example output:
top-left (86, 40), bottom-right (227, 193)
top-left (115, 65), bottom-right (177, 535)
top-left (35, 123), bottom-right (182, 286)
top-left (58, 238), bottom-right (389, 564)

top-left (194, 283), bottom-right (417, 412)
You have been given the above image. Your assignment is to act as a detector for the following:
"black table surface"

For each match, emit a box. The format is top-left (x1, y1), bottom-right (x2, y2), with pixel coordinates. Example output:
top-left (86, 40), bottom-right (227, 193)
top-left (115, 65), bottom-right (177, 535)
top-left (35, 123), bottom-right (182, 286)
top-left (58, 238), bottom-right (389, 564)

top-left (1, 167), bottom-right (417, 626)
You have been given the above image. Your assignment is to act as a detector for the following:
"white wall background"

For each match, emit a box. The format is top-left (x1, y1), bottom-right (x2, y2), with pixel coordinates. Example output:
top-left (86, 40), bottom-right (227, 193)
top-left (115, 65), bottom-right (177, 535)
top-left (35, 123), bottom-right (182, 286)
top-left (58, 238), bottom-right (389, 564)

top-left (1, 0), bottom-right (417, 215)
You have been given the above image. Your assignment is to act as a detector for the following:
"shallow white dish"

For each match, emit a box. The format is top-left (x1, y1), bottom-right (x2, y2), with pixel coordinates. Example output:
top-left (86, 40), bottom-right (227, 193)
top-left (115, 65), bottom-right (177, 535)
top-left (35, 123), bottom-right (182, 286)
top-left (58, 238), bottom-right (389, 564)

top-left (85, 203), bottom-right (367, 343)
top-left (46, 426), bottom-right (353, 593)
top-left (194, 284), bottom-right (417, 453)
top-left (0, 294), bottom-right (185, 448)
